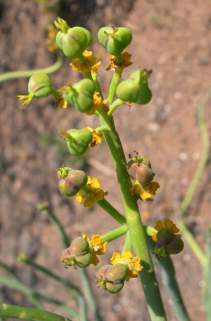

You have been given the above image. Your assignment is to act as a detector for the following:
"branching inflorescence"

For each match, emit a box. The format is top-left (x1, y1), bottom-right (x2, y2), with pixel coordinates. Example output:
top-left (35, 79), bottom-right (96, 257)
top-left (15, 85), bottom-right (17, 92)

top-left (17, 18), bottom-right (185, 321)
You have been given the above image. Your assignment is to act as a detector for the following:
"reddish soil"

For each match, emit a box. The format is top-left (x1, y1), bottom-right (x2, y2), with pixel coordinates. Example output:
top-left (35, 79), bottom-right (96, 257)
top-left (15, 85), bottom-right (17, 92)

top-left (0, 1), bottom-right (211, 321)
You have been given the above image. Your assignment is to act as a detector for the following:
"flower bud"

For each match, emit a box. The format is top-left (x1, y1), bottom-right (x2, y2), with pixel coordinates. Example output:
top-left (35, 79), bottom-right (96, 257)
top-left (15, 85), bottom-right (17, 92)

top-left (58, 167), bottom-right (87, 197)
top-left (65, 128), bottom-right (93, 156)
top-left (64, 79), bottom-right (96, 113)
top-left (96, 264), bottom-right (128, 293)
top-left (28, 73), bottom-right (53, 97)
top-left (61, 237), bottom-right (92, 268)
top-left (56, 27), bottom-right (92, 58)
top-left (98, 26), bottom-right (132, 55)
top-left (155, 231), bottom-right (184, 257)
top-left (116, 69), bottom-right (152, 104)
top-left (166, 235), bottom-right (184, 255)
top-left (129, 161), bottom-right (155, 187)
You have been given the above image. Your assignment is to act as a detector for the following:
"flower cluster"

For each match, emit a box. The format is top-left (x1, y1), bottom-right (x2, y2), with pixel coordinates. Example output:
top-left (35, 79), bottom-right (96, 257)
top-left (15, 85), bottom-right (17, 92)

top-left (18, 18), bottom-right (185, 297)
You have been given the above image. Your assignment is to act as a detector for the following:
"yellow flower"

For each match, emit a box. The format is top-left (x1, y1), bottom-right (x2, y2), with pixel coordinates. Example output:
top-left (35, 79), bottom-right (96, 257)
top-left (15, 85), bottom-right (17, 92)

top-left (75, 176), bottom-right (106, 207)
top-left (86, 127), bottom-right (102, 147)
top-left (70, 50), bottom-right (101, 74)
top-left (47, 26), bottom-right (58, 52)
top-left (110, 250), bottom-right (142, 278)
top-left (83, 234), bottom-right (107, 265)
top-left (152, 219), bottom-right (180, 242)
top-left (17, 94), bottom-right (33, 106)
top-left (130, 179), bottom-right (160, 201)
top-left (106, 51), bottom-right (132, 71)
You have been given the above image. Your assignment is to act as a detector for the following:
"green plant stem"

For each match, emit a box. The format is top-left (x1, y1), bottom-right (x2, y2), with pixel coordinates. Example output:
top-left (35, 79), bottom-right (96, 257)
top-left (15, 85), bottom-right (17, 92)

top-left (177, 91), bottom-right (211, 267)
top-left (98, 110), bottom-right (166, 321)
top-left (0, 54), bottom-right (63, 83)
top-left (108, 99), bottom-right (123, 116)
top-left (0, 276), bottom-right (78, 319)
top-left (108, 70), bottom-right (122, 104)
top-left (97, 199), bottom-right (126, 224)
top-left (180, 91), bottom-right (211, 216)
top-left (123, 232), bottom-right (132, 251)
top-left (39, 204), bottom-right (103, 321)
top-left (159, 257), bottom-right (191, 321)
top-left (204, 229), bottom-right (211, 321)
top-left (19, 258), bottom-right (87, 321)
top-left (0, 304), bottom-right (70, 321)
top-left (102, 224), bottom-right (128, 242)
top-left (178, 220), bottom-right (207, 267)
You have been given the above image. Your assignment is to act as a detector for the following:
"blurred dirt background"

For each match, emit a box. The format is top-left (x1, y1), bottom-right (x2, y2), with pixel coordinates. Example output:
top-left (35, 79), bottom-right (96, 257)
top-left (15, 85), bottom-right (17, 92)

top-left (0, 1), bottom-right (211, 321)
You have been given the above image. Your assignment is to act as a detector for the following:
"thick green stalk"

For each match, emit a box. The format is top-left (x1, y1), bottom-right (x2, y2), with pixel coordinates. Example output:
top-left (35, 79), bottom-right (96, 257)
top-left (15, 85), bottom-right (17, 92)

top-left (102, 225), bottom-right (128, 242)
top-left (159, 257), bottom-right (191, 321)
top-left (97, 199), bottom-right (126, 224)
top-left (0, 54), bottom-right (63, 83)
top-left (204, 229), bottom-right (211, 321)
top-left (0, 304), bottom-right (70, 321)
top-left (99, 111), bottom-right (166, 321)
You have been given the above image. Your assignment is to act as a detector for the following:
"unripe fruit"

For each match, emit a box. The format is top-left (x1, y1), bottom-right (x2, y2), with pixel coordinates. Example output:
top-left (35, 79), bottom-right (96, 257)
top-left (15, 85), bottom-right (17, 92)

top-left (106, 264), bottom-right (129, 283)
top-left (28, 73), bottom-right (53, 97)
top-left (58, 169), bottom-right (87, 197)
top-left (116, 70), bottom-right (152, 104)
top-left (66, 128), bottom-right (93, 156)
top-left (129, 162), bottom-right (155, 187)
top-left (166, 236), bottom-right (184, 255)
top-left (56, 27), bottom-right (92, 58)
top-left (64, 79), bottom-right (96, 113)
top-left (105, 282), bottom-right (124, 294)
top-left (61, 237), bottom-right (92, 268)
top-left (70, 237), bottom-right (90, 257)
top-left (98, 26), bottom-right (132, 55)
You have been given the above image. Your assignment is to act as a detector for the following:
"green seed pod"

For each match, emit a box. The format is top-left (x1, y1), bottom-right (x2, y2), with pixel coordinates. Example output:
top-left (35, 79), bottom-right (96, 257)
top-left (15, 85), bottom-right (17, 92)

top-left (157, 230), bottom-right (174, 247)
top-left (56, 27), bottom-right (92, 58)
top-left (72, 79), bottom-right (96, 113)
top-left (70, 237), bottom-right (90, 257)
top-left (61, 237), bottom-right (92, 268)
top-left (75, 253), bottom-right (92, 268)
top-left (166, 235), bottom-right (184, 255)
top-left (129, 162), bottom-right (155, 187)
top-left (28, 73), bottom-right (53, 97)
top-left (96, 264), bottom-right (127, 294)
top-left (105, 282), bottom-right (124, 294)
top-left (58, 169), bottom-right (87, 197)
top-left (66, 128), bottom-right (92, 156)
top-left (98, 26), bottom-right (132, 55)
top-left (106, 264), bottom-right (129, 283)
top-left (116, 69), bottom-right (152, 104)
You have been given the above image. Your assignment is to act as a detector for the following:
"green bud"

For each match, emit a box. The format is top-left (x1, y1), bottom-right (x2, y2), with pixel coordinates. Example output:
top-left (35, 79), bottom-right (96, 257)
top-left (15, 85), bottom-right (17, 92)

top-left (96, 264), bottom-right (128, 294)
top-left (58, 169), bottom-right (87, 197)
top-left (116, 69), bottom-right (152, 104)
top-left (166, 235), bottom-right (184, 255)
top-left (129, 162), bottom-right (155, 187)
top-left (106, 264), bottom-right (129, 283)
top-left (105, 282), bottom-right (124, 294)
top-left (56, 27), bottom-right (92, 58)
top-left (28, 73), bottom-right (53, 97)
top-left (98, 26), bottom-right (132, 55)
top-left (66, 128), bottom-right (92, 156)
top-left (70, 237), bottom-right (90, 256)
top-left (64, 79), bottom-right (96, 113)
top-left (61, 237), bottom-right (92, 268)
